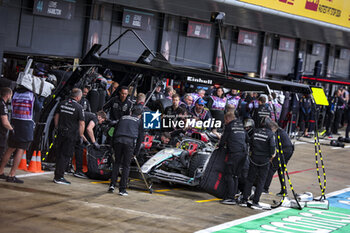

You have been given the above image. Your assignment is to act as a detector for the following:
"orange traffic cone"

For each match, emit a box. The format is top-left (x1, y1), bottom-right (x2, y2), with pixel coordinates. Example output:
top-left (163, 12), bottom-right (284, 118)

top-left (27, 151), bottom-right (37, 172)
top-left (18, 151), bottom-right (28, 171)
top-left (35, 151), bottom-right (44, 173)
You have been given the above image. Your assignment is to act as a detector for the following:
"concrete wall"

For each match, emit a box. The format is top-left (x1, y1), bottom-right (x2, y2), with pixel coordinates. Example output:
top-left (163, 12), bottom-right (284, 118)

top-left (163, 16), bottom-right (215, 69)
top-left (3, 0), bottom-right (86, 58)
top-left (94, 5), bottom-right (160, 61)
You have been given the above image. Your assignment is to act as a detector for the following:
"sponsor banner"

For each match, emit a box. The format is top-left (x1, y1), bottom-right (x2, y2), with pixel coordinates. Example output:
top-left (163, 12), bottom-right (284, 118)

top-left (187, 76), bottom-right (213, 85)
top-left (238, 0), bottom-right (350, 29)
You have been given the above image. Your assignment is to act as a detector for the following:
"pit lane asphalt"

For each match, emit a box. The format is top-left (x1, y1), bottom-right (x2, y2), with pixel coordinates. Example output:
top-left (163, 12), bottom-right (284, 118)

top-left (0, 136), bottom-right (349, 233)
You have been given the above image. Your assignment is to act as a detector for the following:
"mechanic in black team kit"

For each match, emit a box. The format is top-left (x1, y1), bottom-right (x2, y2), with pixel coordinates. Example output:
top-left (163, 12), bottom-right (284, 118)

top-left (263, 120), bottom-right (294, 196)
top-left (108, 106), bottom-right (144, 196)
top-left (0, 88), bottom-right (13, 165)
top-left (219, 112), bottom-right (248, 205)
top-left (103, 86), bottom-right (132, 121)
top-left (54, 88), bottom-right (85, 185)
top-left (252, 96), bottom-right (271, 128)
top-left (74, 110), bottom-right (107, 179)
top-left (240, 117), bottom-right (275, 209)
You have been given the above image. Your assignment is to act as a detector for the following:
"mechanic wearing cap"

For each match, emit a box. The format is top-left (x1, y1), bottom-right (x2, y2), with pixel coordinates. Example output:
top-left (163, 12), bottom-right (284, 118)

top-left (0, 88), bottom-right (13, 166)
top-left (190, 89), bottom-right (206, 107)
top-left (252, 96), bottom-right (271, 128)
top-left (190, 98), bottom-right (212, 121)
top-left (263, 120), bottom-right (294, 196)
top-left (108, 106), bottom-right (144, 195)
top-left (53, 88), bottom-right (85, 185)
top-left (74, 110), bottom-right (107, 179)
top-left (219, 112), bottom-right (248, 205)
top-left (103, 86), bottom-right (132, 121)
top-left (240, 117), bottom-right (275, 209)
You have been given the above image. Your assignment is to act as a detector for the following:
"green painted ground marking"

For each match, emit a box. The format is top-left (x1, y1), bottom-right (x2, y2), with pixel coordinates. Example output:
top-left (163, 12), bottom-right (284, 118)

top-left (197, 188), bottom-right (350, 233)
top-left (216, 207), bottom-right (350, 233)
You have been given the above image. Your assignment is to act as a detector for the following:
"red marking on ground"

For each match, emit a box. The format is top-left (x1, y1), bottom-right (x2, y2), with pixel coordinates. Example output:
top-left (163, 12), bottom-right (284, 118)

top-left (273, 167), bottom-right (316, 178)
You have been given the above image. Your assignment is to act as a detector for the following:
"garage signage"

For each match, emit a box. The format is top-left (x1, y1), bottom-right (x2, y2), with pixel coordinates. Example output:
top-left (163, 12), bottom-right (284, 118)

top-left (238, 30), bottom-right (258, 47)
top-left (122, 9), bottom-right (154, 31)
top-left (279, 37), bottom-right (296, 52)
top-left (187, 21), bottom-right (212, 39)
top-left (33, 0), bottom-right (75, 19)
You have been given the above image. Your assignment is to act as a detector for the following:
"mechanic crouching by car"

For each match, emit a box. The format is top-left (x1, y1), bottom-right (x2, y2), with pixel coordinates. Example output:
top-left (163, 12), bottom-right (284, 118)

top-left (74, 110), bottom-right (107, 179)
top-left (219, 112), bottom-right (248, 205)
top-left (108, 106), bottom-right (144, 196)
top-left (53, 88), bottom-right (85, 185)
top-left (240, 117), bottom-right (276, 209)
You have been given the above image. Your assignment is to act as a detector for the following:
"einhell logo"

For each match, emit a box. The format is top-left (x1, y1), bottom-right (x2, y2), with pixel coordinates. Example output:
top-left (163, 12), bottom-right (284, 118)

top-left (305, 0), bottom-right (320, 11)
top-left (186, 76), bottom-right (213, 85)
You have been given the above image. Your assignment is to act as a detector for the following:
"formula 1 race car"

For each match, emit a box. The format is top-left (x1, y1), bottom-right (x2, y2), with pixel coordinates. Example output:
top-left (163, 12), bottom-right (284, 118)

top-left (138, 138), bottom-right (215, 186)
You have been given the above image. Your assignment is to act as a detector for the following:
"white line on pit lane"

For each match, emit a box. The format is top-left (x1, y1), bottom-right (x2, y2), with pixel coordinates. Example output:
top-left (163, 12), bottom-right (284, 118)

top-left (332, 145), bottom-right (350, 150)
top-left (69, 200), bottom-right (181, 220)
top-left (16, 171), bottom-right (54, 178)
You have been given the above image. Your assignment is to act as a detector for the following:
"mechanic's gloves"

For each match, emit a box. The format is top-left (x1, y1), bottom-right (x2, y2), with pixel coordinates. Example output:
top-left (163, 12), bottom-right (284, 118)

top-left (93, 142), bottom-right (100, 150)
